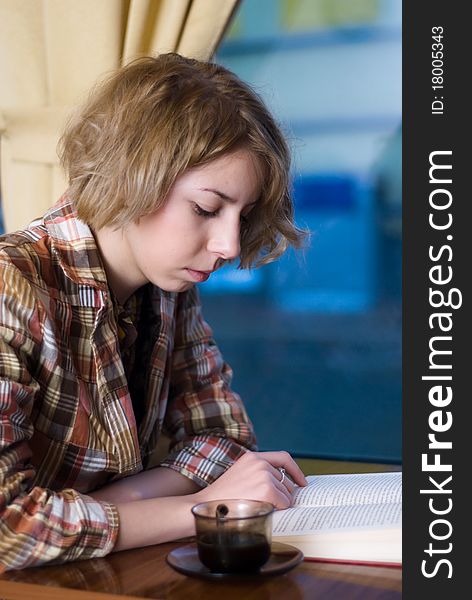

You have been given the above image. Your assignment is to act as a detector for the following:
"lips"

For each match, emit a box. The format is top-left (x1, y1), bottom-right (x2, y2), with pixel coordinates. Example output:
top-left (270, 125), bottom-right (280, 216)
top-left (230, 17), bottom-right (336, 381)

top-left (186, 268), bottom-right (213, 282)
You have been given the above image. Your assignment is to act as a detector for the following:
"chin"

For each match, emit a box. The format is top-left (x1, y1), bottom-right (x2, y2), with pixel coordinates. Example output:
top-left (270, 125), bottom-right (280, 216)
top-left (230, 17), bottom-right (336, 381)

top-left (156, 280), bottom-right (195, 293)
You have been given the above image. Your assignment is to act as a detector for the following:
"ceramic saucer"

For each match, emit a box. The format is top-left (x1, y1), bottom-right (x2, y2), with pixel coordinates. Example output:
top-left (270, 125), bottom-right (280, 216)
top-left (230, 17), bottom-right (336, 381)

top-left (166, 541), bottom-right (303, 580)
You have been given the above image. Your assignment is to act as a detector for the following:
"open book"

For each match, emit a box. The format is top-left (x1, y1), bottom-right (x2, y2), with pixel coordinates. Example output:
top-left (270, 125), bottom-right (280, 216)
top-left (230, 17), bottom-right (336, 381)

top-left (272, 471), bottom-right (402, 567)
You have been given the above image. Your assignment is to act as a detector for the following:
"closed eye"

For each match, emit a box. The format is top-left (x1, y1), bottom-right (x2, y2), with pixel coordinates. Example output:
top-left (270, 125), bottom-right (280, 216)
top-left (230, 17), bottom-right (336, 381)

top-left (193, 202), bottom-right (252, 224)
top-left (193, 203), bottom-right (219, 218)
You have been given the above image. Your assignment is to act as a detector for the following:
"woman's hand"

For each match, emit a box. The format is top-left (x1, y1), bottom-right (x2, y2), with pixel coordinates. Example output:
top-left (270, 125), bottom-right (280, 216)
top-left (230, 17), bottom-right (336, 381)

top-left (103, 451), bottom-right (307, 553)
top-left (193, 451), bottom-right (308, 509)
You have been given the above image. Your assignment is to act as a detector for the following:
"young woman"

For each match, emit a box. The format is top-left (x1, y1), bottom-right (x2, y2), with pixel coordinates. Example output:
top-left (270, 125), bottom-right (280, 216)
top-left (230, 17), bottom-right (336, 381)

top-left (0, 53), bottom-right (307, 572)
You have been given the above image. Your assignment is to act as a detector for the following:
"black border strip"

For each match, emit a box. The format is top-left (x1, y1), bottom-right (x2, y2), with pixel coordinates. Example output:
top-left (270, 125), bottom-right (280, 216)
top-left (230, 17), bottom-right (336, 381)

top-left (403, 2), bottom-right (467, 596)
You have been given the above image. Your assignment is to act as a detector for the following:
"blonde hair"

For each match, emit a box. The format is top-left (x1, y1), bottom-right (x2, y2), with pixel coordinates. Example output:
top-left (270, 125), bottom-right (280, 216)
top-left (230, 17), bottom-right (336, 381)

top-left (59, 53), bottom-right (306, 268)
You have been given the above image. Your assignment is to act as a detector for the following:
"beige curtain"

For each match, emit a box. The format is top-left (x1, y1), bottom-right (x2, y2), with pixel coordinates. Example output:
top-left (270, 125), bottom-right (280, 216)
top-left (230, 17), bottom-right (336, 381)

top-left (0, 0), bottom-right (239, 233)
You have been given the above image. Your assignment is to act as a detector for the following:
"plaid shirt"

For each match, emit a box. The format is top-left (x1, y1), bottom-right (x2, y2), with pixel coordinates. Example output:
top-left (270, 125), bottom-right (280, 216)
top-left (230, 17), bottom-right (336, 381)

top-left (0, 196), bottom-right (256, 572)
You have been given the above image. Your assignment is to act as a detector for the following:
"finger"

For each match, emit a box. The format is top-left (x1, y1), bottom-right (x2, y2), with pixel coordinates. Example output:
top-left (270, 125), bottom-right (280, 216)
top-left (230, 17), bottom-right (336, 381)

top-left (271, 481), bottom-right (292, 510)
top-left (264, 452), bottom-right (307, 486)
top-left (270, 470), bottom-right (293, 504)
top-left (258, 451), bottom-right (308, 487)
top-left (271, 466), bottom-right (296, 495)
top-left (283, 473), bottom-right (296, 494)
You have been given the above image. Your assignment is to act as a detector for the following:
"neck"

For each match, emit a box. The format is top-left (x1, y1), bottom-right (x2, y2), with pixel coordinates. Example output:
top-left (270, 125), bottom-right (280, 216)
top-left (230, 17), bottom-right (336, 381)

top-left (94, 226), bottom-right (144, 304)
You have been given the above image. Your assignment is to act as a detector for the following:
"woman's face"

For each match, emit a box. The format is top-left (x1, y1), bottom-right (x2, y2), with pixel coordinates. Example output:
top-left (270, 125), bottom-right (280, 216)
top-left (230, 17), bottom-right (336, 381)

top-left (121, 148), bottom-right (261, 294)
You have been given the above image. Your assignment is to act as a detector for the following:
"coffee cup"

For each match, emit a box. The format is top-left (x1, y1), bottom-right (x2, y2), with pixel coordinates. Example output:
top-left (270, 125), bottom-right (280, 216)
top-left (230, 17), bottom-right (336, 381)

top-left (191, 499), bottom-right (274, 573)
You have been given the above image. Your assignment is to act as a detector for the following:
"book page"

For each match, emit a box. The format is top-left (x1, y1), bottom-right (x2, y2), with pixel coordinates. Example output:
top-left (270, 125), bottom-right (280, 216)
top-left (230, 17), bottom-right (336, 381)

top-left (292, 472), bottom-right (401, 508)
top-left (273, 501), bottom-right (401, 535)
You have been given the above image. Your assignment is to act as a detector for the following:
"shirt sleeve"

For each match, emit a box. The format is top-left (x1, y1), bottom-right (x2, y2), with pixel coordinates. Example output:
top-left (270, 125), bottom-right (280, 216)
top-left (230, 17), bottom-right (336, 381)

top-left (160, 286), bottom-right (257, 487)
top-left (0, 254), bottom-right (119, 572)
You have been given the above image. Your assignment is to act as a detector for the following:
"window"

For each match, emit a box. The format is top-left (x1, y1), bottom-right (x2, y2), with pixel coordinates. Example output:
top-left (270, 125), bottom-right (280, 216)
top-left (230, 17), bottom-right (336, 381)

top-left (200, 0), bottom-right (402, 463)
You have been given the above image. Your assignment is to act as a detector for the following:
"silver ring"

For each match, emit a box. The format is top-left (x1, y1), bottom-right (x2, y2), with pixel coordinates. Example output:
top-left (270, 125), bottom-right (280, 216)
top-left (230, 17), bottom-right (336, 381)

top-left (278, 468), bottom-right (286, 485)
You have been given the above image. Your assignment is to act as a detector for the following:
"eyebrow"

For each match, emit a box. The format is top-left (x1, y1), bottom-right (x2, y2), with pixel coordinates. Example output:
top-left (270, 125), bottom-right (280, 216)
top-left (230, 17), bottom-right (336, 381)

top-left (199, 187), bottom-right (257, 207)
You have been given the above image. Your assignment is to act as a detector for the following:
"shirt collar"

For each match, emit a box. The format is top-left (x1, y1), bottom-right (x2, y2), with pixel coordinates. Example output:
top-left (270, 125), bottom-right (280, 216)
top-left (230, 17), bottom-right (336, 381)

top-left (41, 193), bottom-right (109, 290)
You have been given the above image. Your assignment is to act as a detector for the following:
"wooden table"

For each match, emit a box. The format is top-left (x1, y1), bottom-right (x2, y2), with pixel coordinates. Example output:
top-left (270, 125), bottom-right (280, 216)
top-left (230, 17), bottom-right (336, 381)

top-left (0, 461), bottom-right (402, 599)
top-left (0, 538), bottom-right (401, 599)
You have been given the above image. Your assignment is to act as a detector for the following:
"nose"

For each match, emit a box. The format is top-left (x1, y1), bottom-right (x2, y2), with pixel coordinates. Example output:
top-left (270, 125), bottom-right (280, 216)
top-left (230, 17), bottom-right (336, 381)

top-left (206, 218), bottom-right (241, 261)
